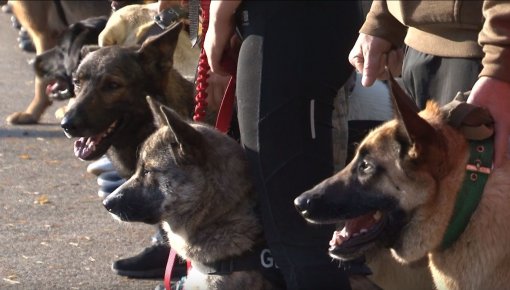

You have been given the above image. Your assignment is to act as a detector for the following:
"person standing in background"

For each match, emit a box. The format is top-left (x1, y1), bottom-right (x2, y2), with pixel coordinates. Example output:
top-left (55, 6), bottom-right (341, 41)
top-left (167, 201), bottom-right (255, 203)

top-left (348, 0), bottom-right (510, 167)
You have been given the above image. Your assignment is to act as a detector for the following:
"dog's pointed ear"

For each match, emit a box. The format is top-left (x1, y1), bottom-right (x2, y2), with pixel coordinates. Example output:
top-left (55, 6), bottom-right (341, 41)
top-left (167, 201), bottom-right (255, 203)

top-left (137, 22), bottom-right (183, 73)
top-left (146, 96), bottom-right (167, 127)
top-left (160, 105), bottom-right (206, 163)
top-left (80, 45), bottom-right (101, 59)
top-left (387, 69), bottom-right (438, 158)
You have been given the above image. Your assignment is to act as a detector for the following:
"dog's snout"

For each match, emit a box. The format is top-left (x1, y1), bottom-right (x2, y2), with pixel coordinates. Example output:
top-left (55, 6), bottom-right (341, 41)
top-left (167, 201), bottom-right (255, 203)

top-left (103, 193), bottom-right (120, 213)
top-left (294, 195), bottom-right (312, 214)
top-left (60, 114), bottom-right (79, 135)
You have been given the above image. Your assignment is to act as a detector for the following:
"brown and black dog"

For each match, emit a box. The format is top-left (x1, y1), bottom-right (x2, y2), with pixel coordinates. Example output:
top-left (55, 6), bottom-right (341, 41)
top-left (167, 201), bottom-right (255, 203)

top-left (60, 23), bottom-right (214, 178)
top-left (6, 0), bottom-right (156, 125)
top-left (295, 75), bottom-right (510, 290)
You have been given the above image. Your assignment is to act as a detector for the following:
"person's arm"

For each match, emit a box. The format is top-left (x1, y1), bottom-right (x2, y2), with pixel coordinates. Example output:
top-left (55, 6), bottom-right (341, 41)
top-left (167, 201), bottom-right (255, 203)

top-left (203, 0), bottom-right (241, 76)
top-left (467, 0), bottom-right (510, 168)
top-left (348, 0), bottom-right (407, 87)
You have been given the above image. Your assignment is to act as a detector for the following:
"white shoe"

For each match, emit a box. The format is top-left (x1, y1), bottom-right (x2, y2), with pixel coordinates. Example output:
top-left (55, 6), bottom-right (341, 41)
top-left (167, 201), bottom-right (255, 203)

top-left (87, 155), bottom-right (115, 175)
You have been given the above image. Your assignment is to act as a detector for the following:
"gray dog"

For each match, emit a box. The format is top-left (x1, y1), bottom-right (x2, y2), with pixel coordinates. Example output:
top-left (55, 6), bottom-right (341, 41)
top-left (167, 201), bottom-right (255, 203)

top-left (103, 97), bottom-right (283, 289)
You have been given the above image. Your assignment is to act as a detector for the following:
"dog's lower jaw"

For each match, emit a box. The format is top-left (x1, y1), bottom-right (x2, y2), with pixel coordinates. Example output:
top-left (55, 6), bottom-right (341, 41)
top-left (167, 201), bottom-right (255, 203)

top-left (387, 235), bottom-right (431, 265)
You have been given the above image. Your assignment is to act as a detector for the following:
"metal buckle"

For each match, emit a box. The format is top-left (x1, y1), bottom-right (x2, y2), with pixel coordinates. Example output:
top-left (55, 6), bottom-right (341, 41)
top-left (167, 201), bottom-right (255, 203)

top-left (465, 163), bottom-right (491, 175)
top-left (154, 8), bottom-right (186, 29)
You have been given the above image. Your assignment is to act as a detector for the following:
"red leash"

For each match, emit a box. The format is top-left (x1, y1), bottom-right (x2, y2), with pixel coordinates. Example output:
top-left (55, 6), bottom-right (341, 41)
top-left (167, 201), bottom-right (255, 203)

top-left (164, 248), bottom-right (177, 290)
top-left (192, 0), bottom-right (211, 122)
top-left (192, 1), bottom-right (237, 133)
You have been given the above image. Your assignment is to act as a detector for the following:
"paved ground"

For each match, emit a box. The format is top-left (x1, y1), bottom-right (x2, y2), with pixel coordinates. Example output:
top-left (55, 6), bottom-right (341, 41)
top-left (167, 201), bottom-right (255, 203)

top-left (0, 7), bottom-right (163, 290)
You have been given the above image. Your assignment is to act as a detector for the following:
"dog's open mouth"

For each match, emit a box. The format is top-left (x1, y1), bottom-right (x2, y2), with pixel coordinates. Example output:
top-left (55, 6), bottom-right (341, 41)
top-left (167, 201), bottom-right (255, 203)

top-left (73, 120), bottom-right (120, 160)
top-left (46, 78), bottom-right (72, 100)
top-left (329, 210), bottom-right (386, 260)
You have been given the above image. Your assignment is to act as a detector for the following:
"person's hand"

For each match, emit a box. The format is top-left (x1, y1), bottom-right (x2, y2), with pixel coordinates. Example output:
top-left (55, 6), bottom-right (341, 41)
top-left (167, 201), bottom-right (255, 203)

top-left (348, 33), bottom-right (403, 87)
top-left (467, 76), bottom-right (510, 168)
top-left (203, 0), bottom-right (241, 76)
top-left (206, 72), bottom-right (231, 110)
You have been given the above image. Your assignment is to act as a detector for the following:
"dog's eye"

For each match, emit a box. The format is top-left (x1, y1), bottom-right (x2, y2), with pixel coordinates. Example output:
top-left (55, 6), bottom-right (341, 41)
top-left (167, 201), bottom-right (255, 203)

top-left (142, 169), bottom-right (151, 176)
top-left (104, 81), bottom-right (120, 91)
top-left (72, 78), bottom-right (81, 89)
top-left (358, 160), bottom-right (374, 174)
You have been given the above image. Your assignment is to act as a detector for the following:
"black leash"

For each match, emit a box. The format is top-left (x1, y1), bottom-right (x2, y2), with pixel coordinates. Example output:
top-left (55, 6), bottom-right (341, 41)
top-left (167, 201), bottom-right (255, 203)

top-left (53, 0), bottom-right (69, 27)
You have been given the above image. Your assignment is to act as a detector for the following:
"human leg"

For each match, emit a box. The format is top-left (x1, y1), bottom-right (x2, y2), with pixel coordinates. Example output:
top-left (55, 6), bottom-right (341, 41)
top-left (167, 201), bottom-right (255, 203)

top-left (402, 46), bottom-right (482, 109)
top-left (236, 2), bottom-right (360, 289)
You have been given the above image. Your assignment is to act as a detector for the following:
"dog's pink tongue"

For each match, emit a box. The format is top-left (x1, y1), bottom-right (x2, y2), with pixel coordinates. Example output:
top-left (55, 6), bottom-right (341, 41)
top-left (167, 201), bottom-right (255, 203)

top-left (74, 137), bottom-right (97, 160)
top-left (46, 81), bottom-right (59, 96)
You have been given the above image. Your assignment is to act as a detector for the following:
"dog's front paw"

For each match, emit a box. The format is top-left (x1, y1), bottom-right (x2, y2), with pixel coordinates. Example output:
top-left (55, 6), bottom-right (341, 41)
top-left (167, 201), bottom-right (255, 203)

top-left (6, 111), bottom-right (39, 124)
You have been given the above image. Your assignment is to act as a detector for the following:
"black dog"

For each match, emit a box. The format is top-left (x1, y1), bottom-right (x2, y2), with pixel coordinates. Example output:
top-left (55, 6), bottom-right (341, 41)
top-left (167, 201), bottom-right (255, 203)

top-left (33, 16), bottom-right (108, 101)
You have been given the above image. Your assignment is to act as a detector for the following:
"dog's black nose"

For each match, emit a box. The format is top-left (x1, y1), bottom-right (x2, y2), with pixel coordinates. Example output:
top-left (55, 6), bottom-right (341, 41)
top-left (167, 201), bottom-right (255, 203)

top-left (60, 114), bottom-right (78, 135)
top-left (103, 193), bottom-right (120, 214)
top-left (294, 195), bottom-right (312, 214)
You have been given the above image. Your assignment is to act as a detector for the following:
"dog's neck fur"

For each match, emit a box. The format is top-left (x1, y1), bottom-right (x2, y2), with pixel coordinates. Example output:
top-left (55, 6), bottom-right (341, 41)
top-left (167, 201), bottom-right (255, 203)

top-left (163, 179), bottom-right (262, 265)
top-left (392, 108), bottom-right (471, 262)
top-left (108, 68), bottom-right (195, 177)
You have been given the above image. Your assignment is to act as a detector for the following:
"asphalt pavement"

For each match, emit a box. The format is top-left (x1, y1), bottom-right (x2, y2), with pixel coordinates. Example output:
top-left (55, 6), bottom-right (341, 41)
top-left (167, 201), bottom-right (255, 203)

top-left (0, 7), bottom-right (163, 290)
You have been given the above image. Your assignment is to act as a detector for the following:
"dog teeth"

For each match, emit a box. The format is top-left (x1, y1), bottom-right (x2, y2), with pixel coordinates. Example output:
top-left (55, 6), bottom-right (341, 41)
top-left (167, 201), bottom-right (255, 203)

top-left (360, 228), bottom-right (368, 234)
top-left (63, 131), bottom-right (72, 139)
top-left (373, 211), bottom-right (382, 221)
top-left (107, 121), bottom-right (117, 133)
top-left (330, 230), bottom-right (347, 248)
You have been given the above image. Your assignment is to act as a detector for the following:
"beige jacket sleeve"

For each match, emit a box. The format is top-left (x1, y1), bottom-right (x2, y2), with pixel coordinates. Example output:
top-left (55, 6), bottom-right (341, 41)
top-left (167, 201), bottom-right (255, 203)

top-left (358, 0), bottom-right (407, 47)
top-left (479, 0), bottom-right (510, 83)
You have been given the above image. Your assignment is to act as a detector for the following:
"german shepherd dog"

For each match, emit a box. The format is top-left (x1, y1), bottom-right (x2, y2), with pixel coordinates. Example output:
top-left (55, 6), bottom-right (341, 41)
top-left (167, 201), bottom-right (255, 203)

top-left (295, 75), bottom-right (510, 290)
top-left (60, 23), bottom-right (206, 178)
top-left (7, 0), bottom-right (111, 124)
top-left (103, 98), bottom-right (283, 290)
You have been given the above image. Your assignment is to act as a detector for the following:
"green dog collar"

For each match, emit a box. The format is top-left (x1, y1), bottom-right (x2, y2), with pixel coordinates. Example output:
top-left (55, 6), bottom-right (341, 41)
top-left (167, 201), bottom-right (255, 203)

top-left (440, 137), bottom-right (493, 250)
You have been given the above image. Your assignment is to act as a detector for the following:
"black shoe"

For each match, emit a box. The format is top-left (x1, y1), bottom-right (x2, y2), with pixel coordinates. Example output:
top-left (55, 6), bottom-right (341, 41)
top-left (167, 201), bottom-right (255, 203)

top-left (10, 15), bottom-right (21, 29)
top-left (17, 29), bottom-right (35, 53)
top-left (112, 243), bottom-right (187, 279)
top-left (18, 39), bottom-right (35, 53)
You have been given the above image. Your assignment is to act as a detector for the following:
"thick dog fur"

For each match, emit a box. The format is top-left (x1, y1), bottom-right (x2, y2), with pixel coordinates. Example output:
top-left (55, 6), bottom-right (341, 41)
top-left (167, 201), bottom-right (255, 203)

top-left (99, 2), bottom-right (158, 47)
top-left (295, 76), bottom-right (510, 290)
top-left (7, 0), bottom-right (111, 124)
top-left (98, 2), bottom-right (200, 79)
top-left (60, 23), bottom-right (208, 178)
top-left (103, 99), bottom-right (280, 289)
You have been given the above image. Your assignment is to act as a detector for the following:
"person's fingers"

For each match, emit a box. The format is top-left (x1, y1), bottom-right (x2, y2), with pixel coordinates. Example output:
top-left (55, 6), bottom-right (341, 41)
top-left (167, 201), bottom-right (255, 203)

top-left (361, 47), bottom-right (384, 87)
top-left (351, 54), bottom-right (365, 75)
top-left (204, 31), bottom-right (229, 76)
top-left (386, 49), bottom-right (403, 77)
top-left (348, 42), bottom-right (365, 74)
top-left (375, 53), bottom-right (390, 80)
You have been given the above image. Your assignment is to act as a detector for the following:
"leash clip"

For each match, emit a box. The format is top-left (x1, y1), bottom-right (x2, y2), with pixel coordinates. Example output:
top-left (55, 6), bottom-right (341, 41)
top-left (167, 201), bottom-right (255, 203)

top-left (155, 7), bottom-right (188, 30)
